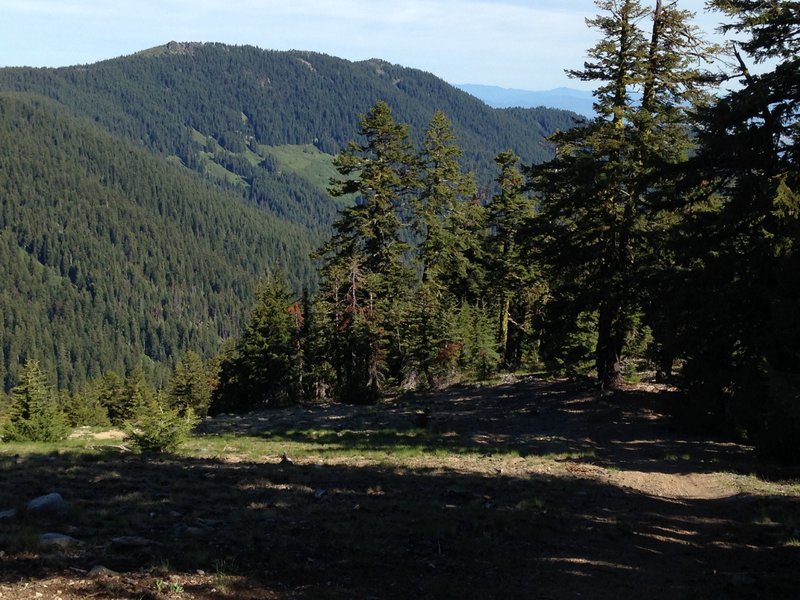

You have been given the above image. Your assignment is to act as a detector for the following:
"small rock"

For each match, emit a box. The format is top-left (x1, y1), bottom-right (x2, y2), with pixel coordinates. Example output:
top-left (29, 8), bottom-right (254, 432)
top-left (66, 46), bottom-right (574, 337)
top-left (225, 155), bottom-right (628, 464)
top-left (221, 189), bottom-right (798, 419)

top-left (88, 565), bottom-right (118, 578)
top-left (280, 452), bottom-right (293, 465)
top-left (39, 533), bottom-right (80, 549)
top-left (111, 535), bottom-right (158, 548)
top-left (31, 455), bottom-right (57, 462)
top-left (313, 488), bottom-right (327, 499)
top-left (27, 492), bottom-right (68, 515)
top-left (0, 508), bottom-right (17, 519)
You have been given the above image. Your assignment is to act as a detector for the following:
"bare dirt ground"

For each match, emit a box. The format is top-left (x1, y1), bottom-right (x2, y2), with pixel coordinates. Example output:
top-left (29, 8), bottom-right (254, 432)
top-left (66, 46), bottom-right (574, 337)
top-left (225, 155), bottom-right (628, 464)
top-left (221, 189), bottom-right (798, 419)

top-left (1, 377), bottom-right (798, 599)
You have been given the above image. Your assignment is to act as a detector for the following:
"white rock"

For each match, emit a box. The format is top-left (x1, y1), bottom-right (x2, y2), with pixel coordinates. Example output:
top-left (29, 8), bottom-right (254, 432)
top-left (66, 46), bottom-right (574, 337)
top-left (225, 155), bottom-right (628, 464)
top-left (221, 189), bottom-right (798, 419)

top-left (27, 493), bottom-right (68, 515)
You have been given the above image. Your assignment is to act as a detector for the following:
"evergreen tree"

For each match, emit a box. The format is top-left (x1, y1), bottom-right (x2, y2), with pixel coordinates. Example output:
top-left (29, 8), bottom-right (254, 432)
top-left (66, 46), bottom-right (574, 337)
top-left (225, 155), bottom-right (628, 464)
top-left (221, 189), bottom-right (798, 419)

top-left (124, 367), bottom-right (155, 423)
top-left (94, 370), bottom-right (129, 426)
top-left (168, 351), bottom-right (211, 417)
top-left (457, 303), bottom-right (501, 380)
top-left (324, 100), bottom-right (419, 296)
top-left (682, 0), bottom-right (800, 456)
top-left (415, 110), bottom-right (480, 294)
top-left (486, 150), bottom-right (539, 368)
top-left (404, 284), bottom-right (463, 388)
top-left (317, 101), bottom-right (420, 401)
top-left (61, 388), bottom-right (110, 428)
top-left (127, 390), bottom-right (198, 454)
top-left (2, 359), bottom-right (68, 442)
top-left (212, 274), bottom-right (300, 413)
top-left (406, 111), bottom-right (485, 386)
top-left (297, 290), bottom-right (333, 401)
top-left (532, 0), bottom-right (715, 388)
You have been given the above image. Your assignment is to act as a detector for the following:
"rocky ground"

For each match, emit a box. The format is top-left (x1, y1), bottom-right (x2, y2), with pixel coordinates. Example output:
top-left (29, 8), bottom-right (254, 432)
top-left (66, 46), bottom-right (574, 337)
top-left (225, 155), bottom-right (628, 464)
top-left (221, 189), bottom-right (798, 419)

top-left (1, 377), bottom-right (798, 599)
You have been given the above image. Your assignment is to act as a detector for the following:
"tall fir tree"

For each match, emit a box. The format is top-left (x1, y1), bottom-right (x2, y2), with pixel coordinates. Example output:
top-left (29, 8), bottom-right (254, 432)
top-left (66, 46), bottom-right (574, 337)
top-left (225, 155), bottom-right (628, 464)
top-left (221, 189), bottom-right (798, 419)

top-left (407, 111), bottom-right (485, 386)
top-left (415, 110), bottom-right (481, 295)
top-left (3, 359), bottom-right (68, 442)
top-left (317, 101), bottom-right (420, 401)
top-left (95, 370), bottom-right (130, 426)
top-left (123, 367), bottom-right (154, 423)
top-left (532, 0), bottom-right (715, 388)
top-left (486, 150), bottom-right (538, 368)
top-left (168, 351), bottom-right (212, 417)
top-left (323, 100), bottom-right (419, 297)
top-left (681, 0), bottom-right (800, 456)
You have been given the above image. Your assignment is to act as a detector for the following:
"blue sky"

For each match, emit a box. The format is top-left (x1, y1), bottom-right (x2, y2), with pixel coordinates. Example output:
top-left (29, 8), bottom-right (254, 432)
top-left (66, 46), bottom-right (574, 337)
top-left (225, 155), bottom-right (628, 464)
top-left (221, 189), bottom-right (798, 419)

top-left (0, 1), bottom-right (728, 90)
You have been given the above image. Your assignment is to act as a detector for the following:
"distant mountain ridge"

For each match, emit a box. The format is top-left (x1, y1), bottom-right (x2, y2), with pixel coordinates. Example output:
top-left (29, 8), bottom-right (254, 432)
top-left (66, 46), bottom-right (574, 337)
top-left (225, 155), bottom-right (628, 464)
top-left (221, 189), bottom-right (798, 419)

top-left (456, 84), bottom-right (595, 117)
top-left (0, 43), bottom-right (582, 180)
top-left (0, 42), bottom-right (585, 391)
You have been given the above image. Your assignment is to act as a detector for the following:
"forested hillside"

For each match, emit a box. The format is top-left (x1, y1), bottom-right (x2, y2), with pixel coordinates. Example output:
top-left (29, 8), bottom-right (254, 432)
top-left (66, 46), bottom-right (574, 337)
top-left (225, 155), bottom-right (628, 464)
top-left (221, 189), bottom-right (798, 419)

top-left (1, 1), bottom-right (796, 462)
top-left (0, 43), bottom-right (581, 191)
top-left (0, 44), bottom-right (581, 394)
top-left (0, 92), bottom-right (318, 391)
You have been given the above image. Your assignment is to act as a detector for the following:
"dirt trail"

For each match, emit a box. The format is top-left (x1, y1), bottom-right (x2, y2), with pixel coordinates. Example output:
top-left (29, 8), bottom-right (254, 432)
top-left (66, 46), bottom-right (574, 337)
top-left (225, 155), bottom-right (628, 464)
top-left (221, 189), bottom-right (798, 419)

top-left (607, 470), bottom-right (735, 499)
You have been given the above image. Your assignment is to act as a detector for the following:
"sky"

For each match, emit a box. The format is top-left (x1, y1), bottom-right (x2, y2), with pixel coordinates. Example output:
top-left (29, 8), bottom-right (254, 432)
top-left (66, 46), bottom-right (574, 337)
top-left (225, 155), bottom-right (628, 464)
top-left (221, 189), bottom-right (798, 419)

top-left (0, 0), bottom-right (731, 91)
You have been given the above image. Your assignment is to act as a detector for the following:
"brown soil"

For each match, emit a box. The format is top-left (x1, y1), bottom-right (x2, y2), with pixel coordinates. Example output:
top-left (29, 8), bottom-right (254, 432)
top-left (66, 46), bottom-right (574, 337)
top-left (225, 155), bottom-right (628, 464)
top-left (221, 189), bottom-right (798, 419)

top-left (1, 378), bottom-right (798, 599)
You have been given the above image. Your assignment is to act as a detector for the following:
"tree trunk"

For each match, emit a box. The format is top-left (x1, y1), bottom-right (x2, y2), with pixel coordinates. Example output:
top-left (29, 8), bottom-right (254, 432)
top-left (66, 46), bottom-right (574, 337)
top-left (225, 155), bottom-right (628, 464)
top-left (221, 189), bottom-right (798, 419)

top-left (499, 295), bottom-right (510, 365)
top-left (596, 301), bottom-right (624, 390)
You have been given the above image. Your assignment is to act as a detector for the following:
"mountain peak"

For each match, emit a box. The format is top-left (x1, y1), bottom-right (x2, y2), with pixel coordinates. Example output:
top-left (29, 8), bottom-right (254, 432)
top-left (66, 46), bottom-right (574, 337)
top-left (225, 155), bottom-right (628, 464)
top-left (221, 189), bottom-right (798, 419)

top-left (164, 41), bottom-right (202, 55)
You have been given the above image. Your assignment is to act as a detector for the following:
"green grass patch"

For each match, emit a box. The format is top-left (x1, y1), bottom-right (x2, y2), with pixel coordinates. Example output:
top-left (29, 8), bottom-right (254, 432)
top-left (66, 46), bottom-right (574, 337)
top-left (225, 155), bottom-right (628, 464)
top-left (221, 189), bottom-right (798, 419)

top-left (259, 144), bottom-right (346, 199)
top-left (189, 127), bottom-right (208, 145)
top-left (261, 426), bottom-right (517, 458)
top-left (197, 153), bottom-right (248, 187)
top-left (184, 425), bottom-right (528, 462)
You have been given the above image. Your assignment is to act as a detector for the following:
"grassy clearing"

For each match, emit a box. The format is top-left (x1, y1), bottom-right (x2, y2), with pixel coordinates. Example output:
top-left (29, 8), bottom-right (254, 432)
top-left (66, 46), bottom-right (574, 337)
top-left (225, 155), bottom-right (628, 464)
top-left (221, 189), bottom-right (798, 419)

top-left (259, 143), bottom-right (336, 190)
top-left (2, 380), bottom-right (800, 599)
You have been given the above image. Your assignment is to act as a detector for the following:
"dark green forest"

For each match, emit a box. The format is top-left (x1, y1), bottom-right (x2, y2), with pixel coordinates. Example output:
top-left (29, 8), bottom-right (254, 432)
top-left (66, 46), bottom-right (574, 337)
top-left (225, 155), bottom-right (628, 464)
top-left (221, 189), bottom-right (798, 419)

top-left (0, 92), bottom-right (319, 390)
top-left (1, 0), bottom-right (799, 460)
top-left (0, 42), bottom-right (581, 395)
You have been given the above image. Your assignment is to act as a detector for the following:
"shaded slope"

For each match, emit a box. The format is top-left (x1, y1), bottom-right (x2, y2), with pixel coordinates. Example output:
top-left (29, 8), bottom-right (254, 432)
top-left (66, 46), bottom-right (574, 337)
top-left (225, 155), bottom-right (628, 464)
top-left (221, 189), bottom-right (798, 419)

top-left (0, 92), bottom-right (317, 391)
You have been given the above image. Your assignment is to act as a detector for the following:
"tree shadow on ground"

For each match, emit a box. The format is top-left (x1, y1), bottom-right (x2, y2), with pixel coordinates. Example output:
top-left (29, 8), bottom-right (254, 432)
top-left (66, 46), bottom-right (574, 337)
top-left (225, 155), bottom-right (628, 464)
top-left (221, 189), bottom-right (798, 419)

top-left (1, 379), bottom-right (799, 599)
top-left (0, 450), bottom-right (798, 599)
top-left (208, 378), bottom-right (787, 479)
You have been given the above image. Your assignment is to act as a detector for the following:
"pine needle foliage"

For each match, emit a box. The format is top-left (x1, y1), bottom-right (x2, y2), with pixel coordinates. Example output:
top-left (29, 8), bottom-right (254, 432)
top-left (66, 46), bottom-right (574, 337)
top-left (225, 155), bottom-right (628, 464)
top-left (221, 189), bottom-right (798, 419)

top-left (2, 359), bottom-right (68, 442)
